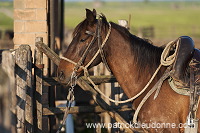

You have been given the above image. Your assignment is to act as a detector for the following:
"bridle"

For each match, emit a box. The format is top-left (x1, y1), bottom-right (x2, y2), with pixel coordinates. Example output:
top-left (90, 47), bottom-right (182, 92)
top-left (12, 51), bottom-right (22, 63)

top-left (61, 16), bottom-right (112, 75)
top-left (57, 16), bottom-right (112, 133)
top-left (60, 16), bottom-right (177, 105)
top-left (58, 16), bottom-right (199, 132)
top-left (59, 15), bottom-right (200, 133)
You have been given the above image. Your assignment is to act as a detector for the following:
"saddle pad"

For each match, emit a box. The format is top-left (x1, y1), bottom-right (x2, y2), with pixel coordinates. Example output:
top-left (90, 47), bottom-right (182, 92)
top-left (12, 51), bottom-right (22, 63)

top-left (190, 49), bottom-right (200, 95)
top-left (169, 48), bottom-right (200, 96)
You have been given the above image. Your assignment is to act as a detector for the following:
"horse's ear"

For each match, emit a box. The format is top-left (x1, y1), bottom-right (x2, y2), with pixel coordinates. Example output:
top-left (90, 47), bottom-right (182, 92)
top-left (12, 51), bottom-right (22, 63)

top-left (86, 8), bottom-right (96, 23)
top-left (93, 9), bottom-right (97, 17)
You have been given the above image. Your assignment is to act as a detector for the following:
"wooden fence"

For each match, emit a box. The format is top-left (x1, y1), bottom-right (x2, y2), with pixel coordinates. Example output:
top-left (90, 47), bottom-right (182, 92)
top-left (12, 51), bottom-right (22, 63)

top-left (0, 37), bottom-right (134, 133)
top-left (0, 50), bottom-right (15, 133)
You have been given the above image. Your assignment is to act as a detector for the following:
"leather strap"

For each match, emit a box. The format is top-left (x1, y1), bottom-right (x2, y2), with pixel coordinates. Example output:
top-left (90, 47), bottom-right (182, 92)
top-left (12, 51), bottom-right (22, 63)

top-left (97, 19), bottom-right (111, 72)
top-left (73, 17), bottom-right (111, 72)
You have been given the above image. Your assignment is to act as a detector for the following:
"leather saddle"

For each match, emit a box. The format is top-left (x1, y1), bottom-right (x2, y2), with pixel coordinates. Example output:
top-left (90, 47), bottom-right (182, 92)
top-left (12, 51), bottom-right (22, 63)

top-left (168, 36), bottom-right (200, 130)
top-left (169, 36), bottom-right (200, 95)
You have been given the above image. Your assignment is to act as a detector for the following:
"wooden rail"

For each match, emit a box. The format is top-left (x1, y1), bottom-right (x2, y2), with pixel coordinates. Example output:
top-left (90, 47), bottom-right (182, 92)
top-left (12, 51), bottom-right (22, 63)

top-left (43, 105), bottom-right (132, 115)
top-left (1, 41), bottom-right (135, 133)
top-left (35, 41), bottom-right (60, 66)
top-left (1, 41), bottom-right (135, 132)
top-left (77, 77), bottom-right (135, 132)
top-left (36, 40), bottom-right (135, 133)
top-left (43, 75), bottom-right (117, 86)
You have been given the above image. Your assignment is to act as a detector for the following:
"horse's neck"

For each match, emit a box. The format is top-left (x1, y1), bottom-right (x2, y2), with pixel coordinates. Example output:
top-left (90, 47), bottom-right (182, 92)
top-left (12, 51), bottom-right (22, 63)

top-left (105, 28), bottom-right (152, 98)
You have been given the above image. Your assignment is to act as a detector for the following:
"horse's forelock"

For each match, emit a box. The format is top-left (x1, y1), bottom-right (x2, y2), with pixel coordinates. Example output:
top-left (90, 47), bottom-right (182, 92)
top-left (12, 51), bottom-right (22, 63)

top-left (72, 20), bottom-right (87, 37)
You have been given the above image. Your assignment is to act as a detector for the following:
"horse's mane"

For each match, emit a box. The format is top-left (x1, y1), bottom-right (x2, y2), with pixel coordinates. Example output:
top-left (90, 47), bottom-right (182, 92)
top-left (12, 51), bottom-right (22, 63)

top-left (110, 22), bottom-right (164, 74)
top-left (72, 20), bottom-right (86, 37)
top-left (72, 14), bottom-right (164, 74)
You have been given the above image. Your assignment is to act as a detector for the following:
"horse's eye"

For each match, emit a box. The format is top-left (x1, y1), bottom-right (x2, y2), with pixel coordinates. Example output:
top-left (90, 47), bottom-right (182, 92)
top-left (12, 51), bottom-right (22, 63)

top-left (80, 38), bottom-right (86, 42)
top-left (59, 71), bottom-right (65, 80)
top-left (80, 35), bottom-right (90, 42)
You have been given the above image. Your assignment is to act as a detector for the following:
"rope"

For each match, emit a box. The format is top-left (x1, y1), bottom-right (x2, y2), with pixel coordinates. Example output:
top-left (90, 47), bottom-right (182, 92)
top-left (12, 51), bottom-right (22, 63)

top-left (84, 39), bottom-right (179, 104)
top-left (59, 21), bottom-right (182, 129)
top-left (131, 40), bottom-right (179, 123)
top-left (160, 40), bottom-right (179, 66)
top-left (61, 25), bottom-right (179, 105)
top-left (132, 66), bottom-right (172, 123)
top-left (85, 22), bottom-right (111, 69)
top-left (60, 56), bottom-right (77, 65)
top-left (85, 65), bottom-right (162, 103)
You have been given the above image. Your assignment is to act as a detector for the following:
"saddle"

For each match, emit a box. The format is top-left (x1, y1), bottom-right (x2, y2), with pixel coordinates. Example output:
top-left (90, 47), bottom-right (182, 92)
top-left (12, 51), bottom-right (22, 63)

top-left (168, 36), bottom-right (200, 131)
top-left (169, 36), bottom-right (200, 92)
top-left (171, 36), bottom-right (194, 86)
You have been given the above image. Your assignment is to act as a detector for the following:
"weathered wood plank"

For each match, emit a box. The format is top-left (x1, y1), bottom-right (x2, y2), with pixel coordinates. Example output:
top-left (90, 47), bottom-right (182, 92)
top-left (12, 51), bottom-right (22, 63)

top-left (25, 46), bottom-right (33, 133)
top-left (43, 75), bottom-right (117, 86)
top-left (15, 45), bottom-right (33, 133)
top-left (0, 67), bottom-right (11, 133)
top-left (34, 37), bottom-right (43, 133)
top-left (43, 105), bottom-right (132, 115)
top-left (1, 50), bottom-right (16, 133)
top-left (35, 41), bottom-right (60, 66)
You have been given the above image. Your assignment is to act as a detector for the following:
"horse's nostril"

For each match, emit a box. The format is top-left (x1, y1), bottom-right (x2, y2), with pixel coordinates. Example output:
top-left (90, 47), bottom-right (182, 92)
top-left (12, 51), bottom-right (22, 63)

top-left (59, 71), bottom-right (65, 81)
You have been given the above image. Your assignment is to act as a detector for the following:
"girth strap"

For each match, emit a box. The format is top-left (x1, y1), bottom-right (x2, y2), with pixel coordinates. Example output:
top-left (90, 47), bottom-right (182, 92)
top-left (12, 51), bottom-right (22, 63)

top-left (184, 60), bottom-right (200, 132)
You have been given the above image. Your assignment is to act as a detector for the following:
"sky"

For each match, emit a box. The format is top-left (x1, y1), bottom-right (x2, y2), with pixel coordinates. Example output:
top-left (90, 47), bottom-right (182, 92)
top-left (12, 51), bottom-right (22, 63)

top-left (1, 0), bottom-right (199, 1)
top-left (64, 0), bottom-right (199, 1)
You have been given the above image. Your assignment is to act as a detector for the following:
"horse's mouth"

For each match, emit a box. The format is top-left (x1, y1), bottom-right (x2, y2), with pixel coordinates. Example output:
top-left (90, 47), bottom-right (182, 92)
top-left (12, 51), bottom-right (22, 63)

top-left (57, 71), bottom-right (83, 87)
top-left (57, 76), bottom-right (71, 86)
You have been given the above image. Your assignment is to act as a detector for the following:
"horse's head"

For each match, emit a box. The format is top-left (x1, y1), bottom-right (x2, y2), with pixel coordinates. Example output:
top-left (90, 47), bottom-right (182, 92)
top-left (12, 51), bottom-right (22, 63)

top-left (58, 9), bottom-right (110, 84)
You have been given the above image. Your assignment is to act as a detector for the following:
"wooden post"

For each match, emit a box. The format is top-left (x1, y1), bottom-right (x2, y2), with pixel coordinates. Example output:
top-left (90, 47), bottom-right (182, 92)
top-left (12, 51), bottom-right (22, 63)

top-left (0, 66), bottom-right (11, 133)
top-left (35, 41), bottom-right (136, 132)
top-left (0, 51), bottom-right (16, 133)
top-left (15, 45), bottom-right (33, 133)
top-left (49, 1), bottom-right (57, 131)
top-left (34, 37), bottom-right (44, 132)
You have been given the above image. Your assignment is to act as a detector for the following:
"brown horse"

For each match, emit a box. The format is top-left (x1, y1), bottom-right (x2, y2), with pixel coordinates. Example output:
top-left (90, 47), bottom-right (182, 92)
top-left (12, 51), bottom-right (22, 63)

top-left (58, 9), bottom-right (200, 132)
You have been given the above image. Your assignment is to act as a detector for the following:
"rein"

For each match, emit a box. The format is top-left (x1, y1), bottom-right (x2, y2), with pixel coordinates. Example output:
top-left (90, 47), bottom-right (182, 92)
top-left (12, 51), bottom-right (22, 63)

top-left (62, 38), bottom-right (178, 104)
top-left (57, 17), bottom-right (112, 133)
top-left (56, 71), bottom-right (76, 133)
top-left (60, 17), bottom-right (180, 127)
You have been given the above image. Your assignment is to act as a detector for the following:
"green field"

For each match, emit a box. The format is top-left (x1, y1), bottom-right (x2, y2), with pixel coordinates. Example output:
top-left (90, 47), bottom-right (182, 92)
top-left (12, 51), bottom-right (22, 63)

top-left (0, 1), bottom-right (200, 40)
top-left (65, 1), bottom-right (200, 40)
top-left (0, 2), bottom-right (13, 30)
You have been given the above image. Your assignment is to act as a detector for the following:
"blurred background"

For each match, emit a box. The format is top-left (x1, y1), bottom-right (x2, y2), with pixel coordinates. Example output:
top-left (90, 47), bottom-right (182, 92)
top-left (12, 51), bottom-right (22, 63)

top-left (0, 0), bottom-right (200, 132)
top-left (64, 0), bottom-right (200, 47)
top-left (0, 0), bottom-right (200, 49)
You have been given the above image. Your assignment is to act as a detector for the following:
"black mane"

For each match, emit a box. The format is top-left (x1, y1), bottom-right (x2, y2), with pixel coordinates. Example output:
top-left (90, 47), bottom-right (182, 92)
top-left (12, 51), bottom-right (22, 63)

top-left (110, 22), bottom-right (164, 73)
top-left (72, 14), bottom-right (164, 74)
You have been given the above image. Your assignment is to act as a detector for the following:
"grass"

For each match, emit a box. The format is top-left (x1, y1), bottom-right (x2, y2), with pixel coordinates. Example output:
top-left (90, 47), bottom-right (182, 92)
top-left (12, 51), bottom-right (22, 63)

top-left (65, 1), bottom-right (200, 40)
top-left (0, 1), bottom-right (13, 8)
top-left (0, 12), bottom-right (13, 30)
top-left (0, 2), bottom-right (13, 30)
